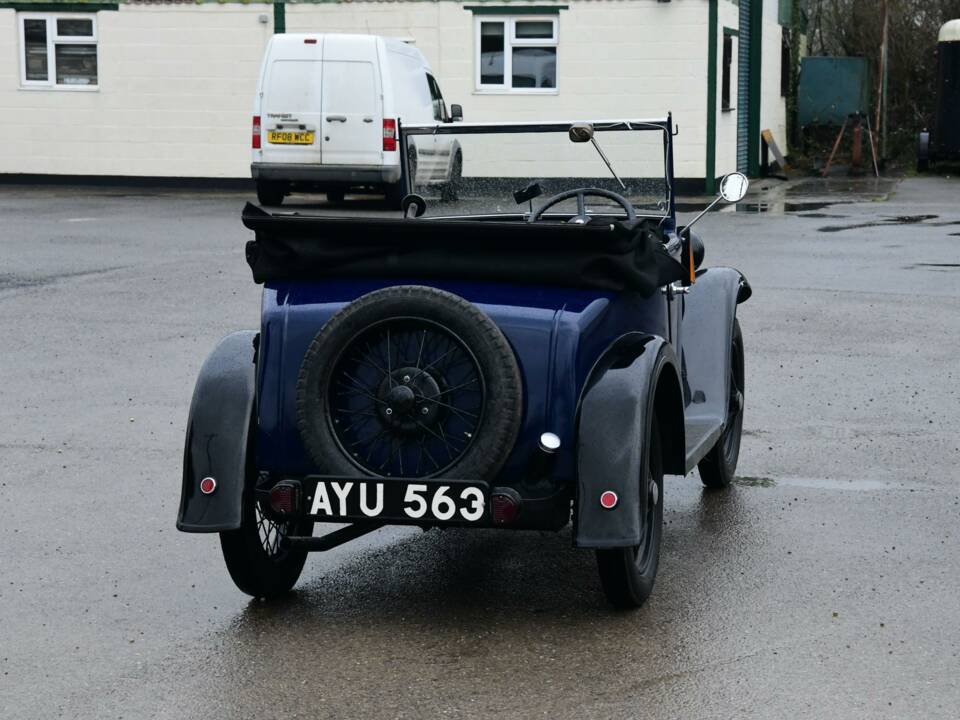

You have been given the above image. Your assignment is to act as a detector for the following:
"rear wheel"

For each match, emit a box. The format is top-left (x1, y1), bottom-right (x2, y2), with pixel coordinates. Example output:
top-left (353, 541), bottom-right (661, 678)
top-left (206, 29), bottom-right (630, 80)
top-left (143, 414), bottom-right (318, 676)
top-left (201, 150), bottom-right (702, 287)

top-left (698, 319), bottom-right (744, 488)
top-left (220, 470), bottom-right (313, 599)
top-left (441, 152), bottom-right (462, 203)
top-left (385, 182), bottom-right (404, 209)
top-left (256, 180), bottom-right (285, 206)
top-left (387, 149), bottom-right (417, 209)
top-left (596, 420), bottom-right (664, 609)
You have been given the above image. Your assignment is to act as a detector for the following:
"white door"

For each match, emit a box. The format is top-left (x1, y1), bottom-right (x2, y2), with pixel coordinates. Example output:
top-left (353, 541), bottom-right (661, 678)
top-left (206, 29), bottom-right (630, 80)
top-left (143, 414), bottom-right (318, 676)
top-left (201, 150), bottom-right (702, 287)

top-left (426, 74), bottom-right (455, 181)
top-left (321, 59), bottom-right (382, 166)
top-left (261, 55), bottom-right (324, 165)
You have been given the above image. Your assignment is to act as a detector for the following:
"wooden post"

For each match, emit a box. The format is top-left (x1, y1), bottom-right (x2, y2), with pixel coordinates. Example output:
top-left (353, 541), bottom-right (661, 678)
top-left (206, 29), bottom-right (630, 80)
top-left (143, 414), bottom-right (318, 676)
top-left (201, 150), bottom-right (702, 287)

top-left (851, 115), bottom-right (863, 174)
top-left (822, 117), bottom-right (849, 178)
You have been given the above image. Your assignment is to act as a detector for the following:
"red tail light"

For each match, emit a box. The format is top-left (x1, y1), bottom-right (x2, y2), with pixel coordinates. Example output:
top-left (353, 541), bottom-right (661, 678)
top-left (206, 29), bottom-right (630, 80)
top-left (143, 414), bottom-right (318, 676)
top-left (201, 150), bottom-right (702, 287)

top-left (252, 115), bottom-right (261, 149)
top-left (491, 489), bottom-right (522, 526)
top-left (382, 118), bottom-right (397, 152)
top-left (269, 481), bottom-right (301, 517)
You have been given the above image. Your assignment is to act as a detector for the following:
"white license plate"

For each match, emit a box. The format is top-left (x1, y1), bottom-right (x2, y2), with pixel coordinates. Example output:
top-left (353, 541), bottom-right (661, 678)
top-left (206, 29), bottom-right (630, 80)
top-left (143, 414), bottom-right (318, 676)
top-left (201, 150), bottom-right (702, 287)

top-left (306, 478), bottom-right (488, 524)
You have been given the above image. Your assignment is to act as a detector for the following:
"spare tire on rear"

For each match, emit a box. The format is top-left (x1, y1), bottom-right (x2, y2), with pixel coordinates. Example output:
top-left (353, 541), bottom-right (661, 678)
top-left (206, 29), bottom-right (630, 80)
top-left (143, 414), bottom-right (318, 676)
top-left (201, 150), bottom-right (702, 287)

top-left (296, 285), bottom-right (522, 480)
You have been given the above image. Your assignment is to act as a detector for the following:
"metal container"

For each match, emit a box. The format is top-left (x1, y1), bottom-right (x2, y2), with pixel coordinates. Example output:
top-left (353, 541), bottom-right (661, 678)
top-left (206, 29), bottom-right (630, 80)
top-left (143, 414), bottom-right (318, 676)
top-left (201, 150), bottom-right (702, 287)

top-left (919, 20), bottom-right (960, 168)
top-left (798, 57), bottom-right (872, 127)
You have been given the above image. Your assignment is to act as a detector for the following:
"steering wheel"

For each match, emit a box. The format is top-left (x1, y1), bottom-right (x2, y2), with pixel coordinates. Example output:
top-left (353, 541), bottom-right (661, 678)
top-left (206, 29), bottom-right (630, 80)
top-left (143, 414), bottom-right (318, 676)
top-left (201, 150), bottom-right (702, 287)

top-left (528, 187), bottom-right (637, 224)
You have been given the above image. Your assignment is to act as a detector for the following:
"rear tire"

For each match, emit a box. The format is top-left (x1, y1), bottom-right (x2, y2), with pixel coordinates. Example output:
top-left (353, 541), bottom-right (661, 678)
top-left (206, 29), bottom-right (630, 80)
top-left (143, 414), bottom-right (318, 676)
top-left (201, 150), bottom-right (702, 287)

top-left (441, 152), bottom-right (462, 203)
top-left (385, 181), bottom-right (405, 209)
top-left (698, 319), bottom-right (744, 488)
top-left (596, 420), bottom-right (664, 609)
top-left (387, 148), bottom-right (418, 209)
top-left (219, 468), bottom-right (312, 599)
top-left (256, 180), bottom-right (285, 206)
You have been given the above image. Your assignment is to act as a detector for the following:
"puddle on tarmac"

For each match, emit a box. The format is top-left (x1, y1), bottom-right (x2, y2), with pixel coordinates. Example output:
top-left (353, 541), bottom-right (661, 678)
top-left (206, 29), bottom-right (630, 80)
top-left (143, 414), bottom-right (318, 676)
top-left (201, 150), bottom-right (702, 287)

top-left (778, 477), bottom-right (893, 491)
top-left (734, 476), bottom-right (897, 491)
top-left (735, 201), bottom-right (852, 214)
top-left (906, 263), bottom-right (960, 271)
top-left (734, 476), bottom-right (777, 488)
top-left (677, 200), bottom-right (853, 215)
top-left (819, 214), bottom-right (940, 233)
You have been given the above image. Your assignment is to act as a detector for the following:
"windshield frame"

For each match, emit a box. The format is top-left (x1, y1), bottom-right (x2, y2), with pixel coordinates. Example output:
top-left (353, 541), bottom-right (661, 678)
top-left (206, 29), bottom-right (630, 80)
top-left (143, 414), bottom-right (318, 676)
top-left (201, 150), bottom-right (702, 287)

top-left (398, 116), bottom-right (677, 225)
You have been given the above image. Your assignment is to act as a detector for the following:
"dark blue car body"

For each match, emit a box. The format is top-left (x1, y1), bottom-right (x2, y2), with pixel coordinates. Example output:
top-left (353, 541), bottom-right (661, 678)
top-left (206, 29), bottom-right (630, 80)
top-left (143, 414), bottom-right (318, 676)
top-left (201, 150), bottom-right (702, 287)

top-left (177, 117), bottom-right (751, 604)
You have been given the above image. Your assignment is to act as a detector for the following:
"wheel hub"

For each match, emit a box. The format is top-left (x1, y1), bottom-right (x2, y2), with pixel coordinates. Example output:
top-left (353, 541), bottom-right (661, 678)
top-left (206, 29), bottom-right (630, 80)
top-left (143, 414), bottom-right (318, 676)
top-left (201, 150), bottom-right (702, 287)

top-left (377, 366), bottom-right (441, 430)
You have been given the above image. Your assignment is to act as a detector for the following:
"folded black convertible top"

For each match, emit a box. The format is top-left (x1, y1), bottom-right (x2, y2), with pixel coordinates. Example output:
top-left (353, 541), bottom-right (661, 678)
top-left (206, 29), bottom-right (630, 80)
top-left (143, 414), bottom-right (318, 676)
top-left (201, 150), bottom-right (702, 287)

top-left (241, 203), bottom-right (686, 296)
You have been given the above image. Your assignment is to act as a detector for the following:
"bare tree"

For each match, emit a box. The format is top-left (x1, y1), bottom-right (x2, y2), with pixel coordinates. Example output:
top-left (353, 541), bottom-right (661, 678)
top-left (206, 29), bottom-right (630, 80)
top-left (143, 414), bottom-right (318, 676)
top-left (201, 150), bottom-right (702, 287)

top-left (802, 0), bottom-right (960, 159)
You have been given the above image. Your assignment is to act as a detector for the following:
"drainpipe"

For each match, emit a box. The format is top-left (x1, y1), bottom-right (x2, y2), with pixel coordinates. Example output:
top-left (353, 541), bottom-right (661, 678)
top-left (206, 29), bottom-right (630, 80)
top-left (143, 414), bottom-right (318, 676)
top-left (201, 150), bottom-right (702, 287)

top-left (274, 0), bottom-right (285, 34)
top-left (705, 0), bottom-right (718, 195)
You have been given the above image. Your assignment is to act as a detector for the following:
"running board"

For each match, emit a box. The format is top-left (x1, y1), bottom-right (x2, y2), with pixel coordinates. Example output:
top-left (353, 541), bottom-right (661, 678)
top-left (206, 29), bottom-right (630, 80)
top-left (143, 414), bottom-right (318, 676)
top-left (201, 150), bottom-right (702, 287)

top-left (285, 522), bottom-right (384, 552)
top-left (683, 418), bottom-right (724, 473)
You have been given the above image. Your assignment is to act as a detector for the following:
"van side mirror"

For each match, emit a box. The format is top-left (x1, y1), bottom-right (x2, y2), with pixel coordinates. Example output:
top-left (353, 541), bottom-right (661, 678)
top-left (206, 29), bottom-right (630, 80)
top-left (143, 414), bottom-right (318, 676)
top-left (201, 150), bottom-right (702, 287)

top-left (449, 104), bottom-right (463, 122)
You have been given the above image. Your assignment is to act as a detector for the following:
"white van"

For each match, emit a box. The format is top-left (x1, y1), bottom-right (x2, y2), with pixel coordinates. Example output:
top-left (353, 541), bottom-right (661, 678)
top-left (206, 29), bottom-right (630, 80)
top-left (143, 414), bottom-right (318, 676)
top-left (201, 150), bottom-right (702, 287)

top-left (251, 33), bottom-right (463, 207)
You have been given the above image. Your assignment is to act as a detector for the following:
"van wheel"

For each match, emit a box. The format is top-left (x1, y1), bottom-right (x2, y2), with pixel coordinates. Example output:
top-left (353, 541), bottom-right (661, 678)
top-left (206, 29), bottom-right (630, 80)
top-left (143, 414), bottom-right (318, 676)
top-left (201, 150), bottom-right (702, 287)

top-left (326, 190), bottom-right (345, 203)
top-left (385, 182), bottom-right (403, 209)
top-left (441, 152), bottom-right (462, 203)
top-left (256, 181), bottom-right (285, 206)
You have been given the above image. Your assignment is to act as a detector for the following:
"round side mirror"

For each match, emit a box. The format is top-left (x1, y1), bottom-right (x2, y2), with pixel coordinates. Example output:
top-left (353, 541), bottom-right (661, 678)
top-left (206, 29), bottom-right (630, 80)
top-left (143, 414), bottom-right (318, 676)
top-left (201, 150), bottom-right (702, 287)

top-left (720, 172), bottom-right (749, 203)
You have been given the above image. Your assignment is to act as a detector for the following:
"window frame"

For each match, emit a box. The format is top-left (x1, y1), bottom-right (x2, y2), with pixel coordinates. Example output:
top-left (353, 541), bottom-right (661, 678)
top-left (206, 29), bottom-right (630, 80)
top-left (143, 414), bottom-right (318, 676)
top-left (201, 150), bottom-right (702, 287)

top-left (721, 33), bottom-right (734, 112)
top-left (18, 12), bottom-right (99, 91)
top-left (474, 16), bottom-right (559, 94)
top-left (425, 73), bottom-right (449, 122)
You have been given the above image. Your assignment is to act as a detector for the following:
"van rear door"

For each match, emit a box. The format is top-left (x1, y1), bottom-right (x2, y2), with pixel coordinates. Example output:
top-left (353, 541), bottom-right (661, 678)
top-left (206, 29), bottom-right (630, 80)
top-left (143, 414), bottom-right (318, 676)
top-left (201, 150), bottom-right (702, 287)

top-left (261, 38), bottom-right (324, 165)
top-left (321, 36), bottom-right (382, 166)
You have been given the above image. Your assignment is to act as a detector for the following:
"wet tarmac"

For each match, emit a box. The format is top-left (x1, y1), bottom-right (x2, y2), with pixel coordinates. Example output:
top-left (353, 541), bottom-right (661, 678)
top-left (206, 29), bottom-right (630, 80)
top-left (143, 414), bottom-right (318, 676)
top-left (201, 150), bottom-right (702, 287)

top-left (1, 176), bottom-right (959, 718)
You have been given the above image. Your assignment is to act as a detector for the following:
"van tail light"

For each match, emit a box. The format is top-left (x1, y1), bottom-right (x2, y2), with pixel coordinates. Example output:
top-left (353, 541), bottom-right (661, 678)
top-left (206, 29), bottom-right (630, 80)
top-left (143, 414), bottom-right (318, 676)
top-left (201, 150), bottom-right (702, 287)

top-left (252, 115), bottom-right (262, 149)
top-left (382, 118), bottom-right (397, 152)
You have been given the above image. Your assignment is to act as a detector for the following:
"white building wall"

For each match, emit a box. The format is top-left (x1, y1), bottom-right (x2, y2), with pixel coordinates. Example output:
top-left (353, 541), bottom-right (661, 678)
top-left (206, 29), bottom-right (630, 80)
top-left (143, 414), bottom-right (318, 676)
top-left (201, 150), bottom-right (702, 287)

top-left (0, 0), bottom-right (789, 182)
top-left (715, 0), bottom-right (740, 178)
top-left (760, 0), bottom-right (788, 153)
top-left (289, 0), bottom-right (711, 179)
top-left (0, 4), bottom-right (274, 178)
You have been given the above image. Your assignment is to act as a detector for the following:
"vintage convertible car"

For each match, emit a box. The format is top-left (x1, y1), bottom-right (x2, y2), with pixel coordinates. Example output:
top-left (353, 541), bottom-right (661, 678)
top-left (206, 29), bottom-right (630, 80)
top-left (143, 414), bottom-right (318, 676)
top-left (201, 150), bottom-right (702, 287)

top-left (177, 116), bottom-right (752, 608)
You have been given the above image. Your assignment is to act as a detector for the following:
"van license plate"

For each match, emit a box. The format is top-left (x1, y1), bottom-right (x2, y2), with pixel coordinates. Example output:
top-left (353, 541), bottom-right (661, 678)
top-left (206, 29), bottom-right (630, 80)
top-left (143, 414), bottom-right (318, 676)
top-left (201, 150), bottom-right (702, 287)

top-left (267, 130), bottom-right (315, 145)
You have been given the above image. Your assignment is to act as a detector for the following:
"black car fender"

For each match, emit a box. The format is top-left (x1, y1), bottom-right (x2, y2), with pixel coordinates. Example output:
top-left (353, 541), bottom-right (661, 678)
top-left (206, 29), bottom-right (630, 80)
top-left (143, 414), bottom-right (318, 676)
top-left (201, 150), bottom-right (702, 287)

top-left (573, 335), bottom-right (683, 549)
top-left (176, 331), bottom-right (257, 533)
top-left (680, 267), bottom-right (749, 469)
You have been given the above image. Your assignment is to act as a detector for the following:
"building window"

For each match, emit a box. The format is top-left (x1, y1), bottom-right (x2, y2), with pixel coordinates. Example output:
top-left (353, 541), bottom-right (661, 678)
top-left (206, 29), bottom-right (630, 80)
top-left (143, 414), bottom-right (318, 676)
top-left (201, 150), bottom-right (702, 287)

top-left (19, 13), bottom-right (98, 89)
top-left (721, 34), bottom-right (734, 111)
top-left (475, 17), bottom-right (557, 92)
